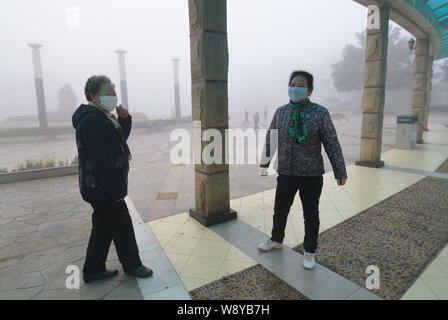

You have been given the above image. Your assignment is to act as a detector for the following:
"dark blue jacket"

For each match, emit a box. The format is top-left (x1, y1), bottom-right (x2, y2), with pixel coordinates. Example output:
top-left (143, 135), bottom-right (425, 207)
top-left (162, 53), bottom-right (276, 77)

top-left (72, 104), bottom-right (132, 206)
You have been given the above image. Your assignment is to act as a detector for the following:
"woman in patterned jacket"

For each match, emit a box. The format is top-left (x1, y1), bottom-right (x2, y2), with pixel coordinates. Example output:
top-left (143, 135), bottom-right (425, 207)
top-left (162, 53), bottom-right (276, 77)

top-left (258, 70), bottom-right (347, 270)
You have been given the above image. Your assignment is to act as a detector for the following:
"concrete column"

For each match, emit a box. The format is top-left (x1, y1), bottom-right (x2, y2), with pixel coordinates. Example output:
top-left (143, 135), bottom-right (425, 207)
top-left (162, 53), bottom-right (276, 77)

top-left (188, 0), bottom-right (236, 226)
top-left (423, 55), bottom-right (433, 131)
top-left (356, 6), bottom-right (389, 168)
top-left (27, 43), bottom-right (48, 128)
top-left (171, 58), bottom-right (181, 118)
top-left (115, 50), bottom-right (129, 110)
top-left (411, 39), bottom-right (430, 143)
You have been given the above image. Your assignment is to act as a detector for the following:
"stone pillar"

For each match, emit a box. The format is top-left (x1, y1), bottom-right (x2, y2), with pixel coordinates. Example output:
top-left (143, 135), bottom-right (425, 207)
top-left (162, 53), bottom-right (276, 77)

top-left (115, 50), bottom-right (129, 110)
top-left (27, 43), bottom-right (48, 128)
top-left (356, 6), bottom-right (389, 168)
top-left (411, 39), bottom-right (430, 143)
top-left (171, 58), bottom-right (181, 118)
top-left (188, 0), bottom-right (237, 226)
top-left (423, 55), bottom-right (433, 131)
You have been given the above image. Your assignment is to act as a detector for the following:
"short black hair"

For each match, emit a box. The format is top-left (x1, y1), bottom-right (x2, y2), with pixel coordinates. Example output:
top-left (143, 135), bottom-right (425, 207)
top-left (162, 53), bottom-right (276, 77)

top-left (288, 70), bottom-right (314, 89)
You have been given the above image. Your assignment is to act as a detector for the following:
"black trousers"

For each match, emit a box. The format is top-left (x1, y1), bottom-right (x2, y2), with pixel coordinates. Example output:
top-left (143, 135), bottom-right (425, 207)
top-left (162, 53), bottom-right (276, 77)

top-left (271, 174), bottom-right (324, 254)
top-left (83, 200), bottom-right (142, 274)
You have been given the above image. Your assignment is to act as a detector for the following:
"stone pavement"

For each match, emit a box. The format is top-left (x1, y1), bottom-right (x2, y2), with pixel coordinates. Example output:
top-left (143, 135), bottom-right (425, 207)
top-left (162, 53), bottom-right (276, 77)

top-left (145, 124), bottom-right (448, 300)
top-left (0, 176), bottom-right (143, 300)
top-left (0, 112), bottom-right (447, 299)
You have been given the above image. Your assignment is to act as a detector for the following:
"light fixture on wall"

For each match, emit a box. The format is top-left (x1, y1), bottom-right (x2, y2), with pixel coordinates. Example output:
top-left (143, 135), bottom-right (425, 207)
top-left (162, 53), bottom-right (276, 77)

top-left (408, 38), bottom-right (416, 52)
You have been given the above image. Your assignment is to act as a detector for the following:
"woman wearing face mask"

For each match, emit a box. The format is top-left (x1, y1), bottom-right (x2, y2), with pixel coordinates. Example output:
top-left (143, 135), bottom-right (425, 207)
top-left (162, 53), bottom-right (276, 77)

top-left (258, 70), bottom-right (347, 270)
top-left (72, 75), bottom-right (153, 283)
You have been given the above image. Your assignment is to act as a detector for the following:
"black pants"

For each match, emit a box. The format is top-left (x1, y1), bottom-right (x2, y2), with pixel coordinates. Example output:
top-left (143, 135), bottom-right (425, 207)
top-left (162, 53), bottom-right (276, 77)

top-left (271, 174), bottom-right (324, 254)
top-left (83, 200), bottom-right (142, 274)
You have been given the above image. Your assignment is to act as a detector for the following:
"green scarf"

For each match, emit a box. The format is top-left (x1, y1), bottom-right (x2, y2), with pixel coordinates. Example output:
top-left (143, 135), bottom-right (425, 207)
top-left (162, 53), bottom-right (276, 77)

top-left (288, 98), bottom-right (310, 143)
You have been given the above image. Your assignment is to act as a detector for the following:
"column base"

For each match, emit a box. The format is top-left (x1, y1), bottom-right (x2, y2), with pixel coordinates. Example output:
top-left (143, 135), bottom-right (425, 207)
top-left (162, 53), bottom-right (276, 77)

top-left (355, 160), bottom-right (385, 168)
top-left (189, 208), bottom-right (237, 227)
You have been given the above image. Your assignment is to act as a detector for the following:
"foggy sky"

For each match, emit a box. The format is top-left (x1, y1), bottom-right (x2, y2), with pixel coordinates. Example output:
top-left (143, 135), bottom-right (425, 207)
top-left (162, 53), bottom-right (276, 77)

top-left (0, 0), bottom-right (407, 122)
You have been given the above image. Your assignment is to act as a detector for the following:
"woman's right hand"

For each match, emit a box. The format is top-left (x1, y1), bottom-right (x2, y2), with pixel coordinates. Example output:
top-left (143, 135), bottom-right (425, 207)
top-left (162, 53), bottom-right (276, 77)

top-left (260, 167), bottom-right (268, 176)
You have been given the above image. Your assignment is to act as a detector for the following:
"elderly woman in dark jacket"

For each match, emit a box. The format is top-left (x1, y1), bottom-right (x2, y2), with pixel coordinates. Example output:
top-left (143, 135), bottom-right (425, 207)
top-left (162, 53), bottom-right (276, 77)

top-left (72, 75), bottom-right (153, 283)
top-left (258, 70), bottom-right (347, 270)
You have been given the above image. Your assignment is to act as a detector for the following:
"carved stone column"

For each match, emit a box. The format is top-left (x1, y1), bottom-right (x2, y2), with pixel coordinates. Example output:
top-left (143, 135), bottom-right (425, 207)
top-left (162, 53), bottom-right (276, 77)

top-left (356, 6), bottom-right (389, 168)
top-left (188, 0), bottom-right (237, 226)
top-left (423, 55), bottom-right (433, 131)
top-left (411, 39), bottom-right (429, 143)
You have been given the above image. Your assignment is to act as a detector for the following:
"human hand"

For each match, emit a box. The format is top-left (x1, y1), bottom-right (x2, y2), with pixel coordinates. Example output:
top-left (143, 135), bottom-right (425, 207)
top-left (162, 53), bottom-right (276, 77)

top-left (260, 167), bottom-right (268, 176)
top-left (336, 178), bottom-right (347, 186)
top-left (116, 104), bottom-right (129, 118)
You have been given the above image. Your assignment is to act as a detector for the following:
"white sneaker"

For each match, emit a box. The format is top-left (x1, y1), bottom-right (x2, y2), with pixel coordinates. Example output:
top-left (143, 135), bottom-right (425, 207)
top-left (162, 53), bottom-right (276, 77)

top-left (257, 238), bottom-right (283, 252)
top-left (303, 251), bottom-right (316, 270)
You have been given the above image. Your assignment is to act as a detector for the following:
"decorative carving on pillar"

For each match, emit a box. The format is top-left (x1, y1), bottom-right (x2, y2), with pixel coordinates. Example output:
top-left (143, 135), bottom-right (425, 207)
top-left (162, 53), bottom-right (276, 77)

top-left (189, 0), bottom-right (201, 33)
top-left (423, 55), bottom-right (434, 131)
top-left (411, 39), bottom-right (429, 142)
top-left (356, 5), bottom-right (389, 168)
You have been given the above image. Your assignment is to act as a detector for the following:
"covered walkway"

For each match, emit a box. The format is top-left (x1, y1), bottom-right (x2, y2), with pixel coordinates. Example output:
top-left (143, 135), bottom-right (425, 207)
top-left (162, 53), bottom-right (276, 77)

top-left (188, 0), bottom-right (448, 229)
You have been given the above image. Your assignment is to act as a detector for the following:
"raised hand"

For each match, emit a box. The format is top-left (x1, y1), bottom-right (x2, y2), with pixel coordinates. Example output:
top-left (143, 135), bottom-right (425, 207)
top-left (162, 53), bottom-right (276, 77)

top-left (116, 104), bottom-right (129, 118)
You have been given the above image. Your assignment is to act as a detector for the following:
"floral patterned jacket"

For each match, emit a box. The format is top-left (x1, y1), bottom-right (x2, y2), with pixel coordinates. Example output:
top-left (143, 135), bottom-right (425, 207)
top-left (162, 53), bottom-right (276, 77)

top-left (260, 101), bottom-right (347, 179)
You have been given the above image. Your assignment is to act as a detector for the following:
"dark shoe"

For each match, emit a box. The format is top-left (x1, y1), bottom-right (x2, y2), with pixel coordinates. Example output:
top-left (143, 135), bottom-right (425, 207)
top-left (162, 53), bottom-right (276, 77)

top-left (83, 269), bottom-right (119, 284)
top-left (125, 265), bottom-right (153, 278)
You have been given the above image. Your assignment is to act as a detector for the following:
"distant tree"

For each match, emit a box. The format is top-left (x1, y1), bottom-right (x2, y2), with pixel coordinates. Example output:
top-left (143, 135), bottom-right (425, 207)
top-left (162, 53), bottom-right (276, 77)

top-left (431, 59), bottom-right (448, 91)
top-left (438, 59), bottom-right (448, 83)
top-left (331, 25), bottom-right (413, 92)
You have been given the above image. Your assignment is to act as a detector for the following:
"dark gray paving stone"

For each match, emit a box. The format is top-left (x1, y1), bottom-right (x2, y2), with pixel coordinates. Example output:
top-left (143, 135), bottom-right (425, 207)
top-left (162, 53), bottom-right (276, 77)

top-left (31, 289), bottom-right (82, 300)
top-left (346, 288), bottom-right (382, 300)
top-left (0, 222), bottom-right (37, 238)
top-left (79, 280), bottom-right (122, 300)
top-left (210, 219), bottom-right (266, 246)
top-left (137, 248), bottom-right (182, 297)
top-left (145, 284), bottom-right (191, 300)
top-left (10, 253), bottom-right (56, 273)
top-left (103, 280), bottom-right (143, 300)
top-left (1, 271), bottom-right (45, 291)
top-left (0, 287), bottom-right (43, 300)
top-left (56, 245), bottom-right (88, 263)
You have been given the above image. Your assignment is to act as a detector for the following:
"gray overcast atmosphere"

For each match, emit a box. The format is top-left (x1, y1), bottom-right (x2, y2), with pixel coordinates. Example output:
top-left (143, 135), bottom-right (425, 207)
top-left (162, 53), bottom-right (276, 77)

top-left (0, 0), bottom-right (408, 122)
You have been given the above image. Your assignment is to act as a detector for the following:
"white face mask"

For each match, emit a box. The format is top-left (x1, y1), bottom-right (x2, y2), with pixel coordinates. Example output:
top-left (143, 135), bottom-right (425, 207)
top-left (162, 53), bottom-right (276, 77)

top-left (99, 95), bottom-right (118, 112)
